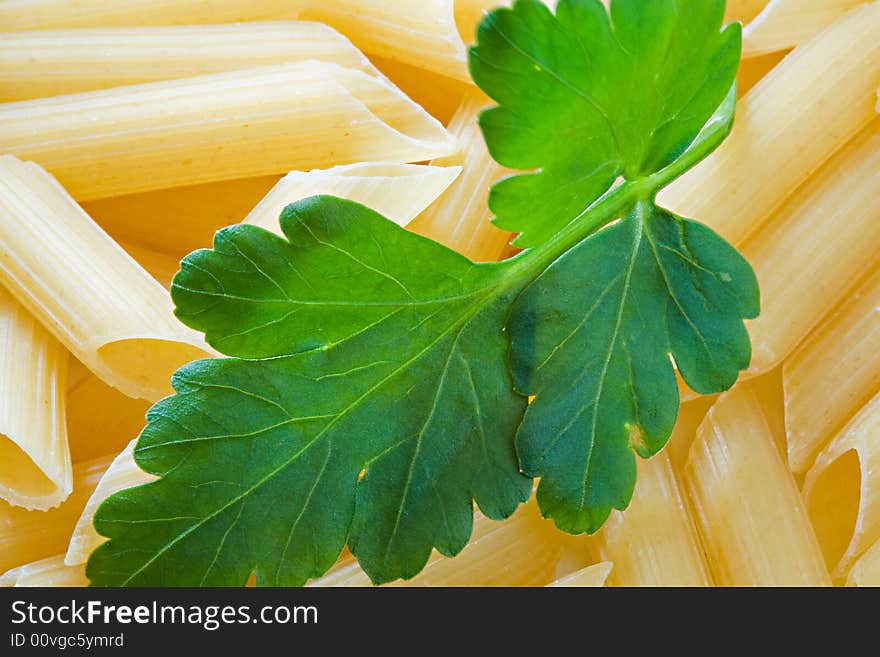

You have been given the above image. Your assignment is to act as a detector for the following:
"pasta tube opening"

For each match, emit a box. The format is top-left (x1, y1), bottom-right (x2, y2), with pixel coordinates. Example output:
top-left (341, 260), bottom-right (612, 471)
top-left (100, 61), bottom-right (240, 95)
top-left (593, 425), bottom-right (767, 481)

top-left (0, 290), bottom-right (71, 510)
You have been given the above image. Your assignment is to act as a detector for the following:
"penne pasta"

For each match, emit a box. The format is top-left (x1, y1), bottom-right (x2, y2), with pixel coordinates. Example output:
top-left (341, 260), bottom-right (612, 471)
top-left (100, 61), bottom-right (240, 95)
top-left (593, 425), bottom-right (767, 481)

top-left (0, 0), bottom-right (490, 81)
top-left (659, 2), bottom-right (880, 246)
top-left (311, 498), bottom-right (568, 586)
top-left (300, 1), bottom-right (469, 81)
top-left (0, 21), bottom-right (378, 102)
top-left (0, 289), bottom-right (71, 511)
top-left (83, 175), bottom-right (282, 258)
top-left (243, 163), bottom-right (462, 235)
top-left (684, 384), bottom-right (831, 586)
top-left (0, 456), bottom-right (110, 573)
top-left (0, 156), bottom-right (212, 401)
top-left (742, 119), bottom-right (880, 376)
top-left (598, 453), bottom-right (712, 587)
top-left (0, 62), bottom-right (457, 201)
top-left (0, 0), bottom-right (302, 29)
top-left (407, 91), bottom-right (513, 262)
top-left (847, 538), bottom-right (880, 587)
top-left (66, 440), bottom-right (155, 566)
top-left (0, 555), bottom-right (87, 587)
top-left (783, 267), bottom-right (880, 474)
top-left (742, 0), bottom-right (862, 58)
top-left (547, 562), bottom-right (613, 588)
top-left (804, 392), bottom-right (880, 580)
top-left (66, 373), bottom-right (149, 464)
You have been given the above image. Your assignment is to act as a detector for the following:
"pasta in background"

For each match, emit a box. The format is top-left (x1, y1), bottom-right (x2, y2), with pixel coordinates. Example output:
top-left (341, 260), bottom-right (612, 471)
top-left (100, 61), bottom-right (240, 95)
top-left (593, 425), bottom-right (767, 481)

top-left (0, 156), bottom-right (212, 401)
top-left (804, 393), bottom-right (880, 580)
top-left (0, 62), bottom-right (457, 200)
top-left (0, 21), bottom-right (379, 102)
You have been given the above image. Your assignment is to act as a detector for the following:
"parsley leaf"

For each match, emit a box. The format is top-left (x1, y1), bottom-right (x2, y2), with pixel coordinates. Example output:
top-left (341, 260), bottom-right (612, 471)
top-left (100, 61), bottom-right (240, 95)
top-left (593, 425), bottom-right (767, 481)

top-left (88, 0), bottom-right (757, 586)
top-left (470, 0), bottom-right (741, 247)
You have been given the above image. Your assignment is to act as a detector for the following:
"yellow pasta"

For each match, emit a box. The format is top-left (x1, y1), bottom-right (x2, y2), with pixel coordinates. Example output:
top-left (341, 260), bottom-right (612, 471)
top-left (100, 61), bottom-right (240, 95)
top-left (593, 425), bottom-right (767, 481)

top-left (66, 373), bottom-right (149, 464)
top-left (244, 163), bottom-right (462, 235)
top-left (370, 54), bottom-right (471, 124)
top-left (118, 241), bottom-right (184, 290)
top-left (783, 267), bottom-right (880, 473)
top-left (598, 453), bottom-right (711, 587)
top-left (847, 538), bottom-right (880, 587)
top-left (664, 397), bottom-right (716, 472)
top-left (659, 2), bottom-right (880, 246)
top-left (0, 0), bottom-right (493, 81)
top-left (311, 498), bottom-right (570, 586)
top-left (0, 456), bottom-right (109, 573)
top-left (547, 562), bottom-right (613, 588)
top-left (742, 119), bottom-right (880, 376)
top-left (684, 384), bottom-right (831, 586)
top-left (0, 0), bottom-right (300, 29)
top-left (725, 0), bottom-right (768, 23)
top-left (0, 555), bottom-right (87, 587)
top-left (0, 62), bottom-right (457, 201)
top-left (0, 289), bottom-right (70, 511)
top-left (0, 21), bottom-right (378, 102)
top-left (83, 175), bottom-right (282, 258)
top-left (804, 392), bottom-right (880, 580)
top-left (735, 50), bottom-right (787, 96)
top-left (66, 440), bottom-right (155, 566)
top-left (300, 1), bottom-right (467, 80)
top-left (742, 0), bottom-right (862, 58)
top-left (0, 156), bottom-right (212, 401)
top-left (408, 91), bottom-right (512, 262)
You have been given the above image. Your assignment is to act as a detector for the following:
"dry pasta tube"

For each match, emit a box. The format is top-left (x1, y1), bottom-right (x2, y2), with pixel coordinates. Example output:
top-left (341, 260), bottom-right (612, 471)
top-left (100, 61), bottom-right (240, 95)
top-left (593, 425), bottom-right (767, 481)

top-left (311, 498), bottom-right (567, 586)
top-left (659, 2), bottom-right (880, 246)
top-left (0, 1), bottom-right (484, 81)
top-left (0, 456), bottom-right (110, 574)
top-left (0, 156), bottom-right (212, 401)
top-left (847, 539), bottom-right (880, 587)
top-left (0, 555), bottom-right (87, 587)
top-left (0, 61), bottom-right (458, 201)
top-left (742, 119), bottom-right (880, 376)
top-left (684, 384), bottom-right (831, 586)
top-left (0, 21), bottom-right (379, 102)
top-left (783, 267), bottom-right (880, 474)
top-left (0, 0), bottom-right (302, 29)
top-left (66, 440), bottom-right (155, 566)
top-left (244, 163), bottom-right (462, 235)
top-left (0, 289), bottom-right (71, 511)
top-left (300, 0), bottom-right (469, 81)
top-left (66, 373), bottom-right (150, 464)
top-left (742, 0), bottom-right (862, 58)
top-left (804, 392), bottom-right (880, 580)
top-left (597, 453), bottom-right (712, 586)
top-left (83, 175), bottom-right (282, 257)
top-left (547, 562), bottom-right (613, 588)
top-left (408, 91), bottom-right (513, 262)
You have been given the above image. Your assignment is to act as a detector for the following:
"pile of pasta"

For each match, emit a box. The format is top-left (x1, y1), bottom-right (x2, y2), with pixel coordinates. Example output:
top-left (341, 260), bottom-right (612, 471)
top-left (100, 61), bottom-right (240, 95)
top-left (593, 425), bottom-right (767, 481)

top-left (0, 0), bottom-right (878, 587)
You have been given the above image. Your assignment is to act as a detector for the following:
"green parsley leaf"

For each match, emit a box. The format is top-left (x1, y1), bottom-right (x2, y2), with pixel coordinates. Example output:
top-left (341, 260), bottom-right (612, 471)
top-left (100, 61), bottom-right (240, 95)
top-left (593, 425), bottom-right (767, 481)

top-left (88, 0), bottom-right (757, 586)
top-left (89, 198), bottom-right (531, 585)
top-left (509, 202), bottom-right (758, 533)
top-left (470, 0), bottom-right (741, 247)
